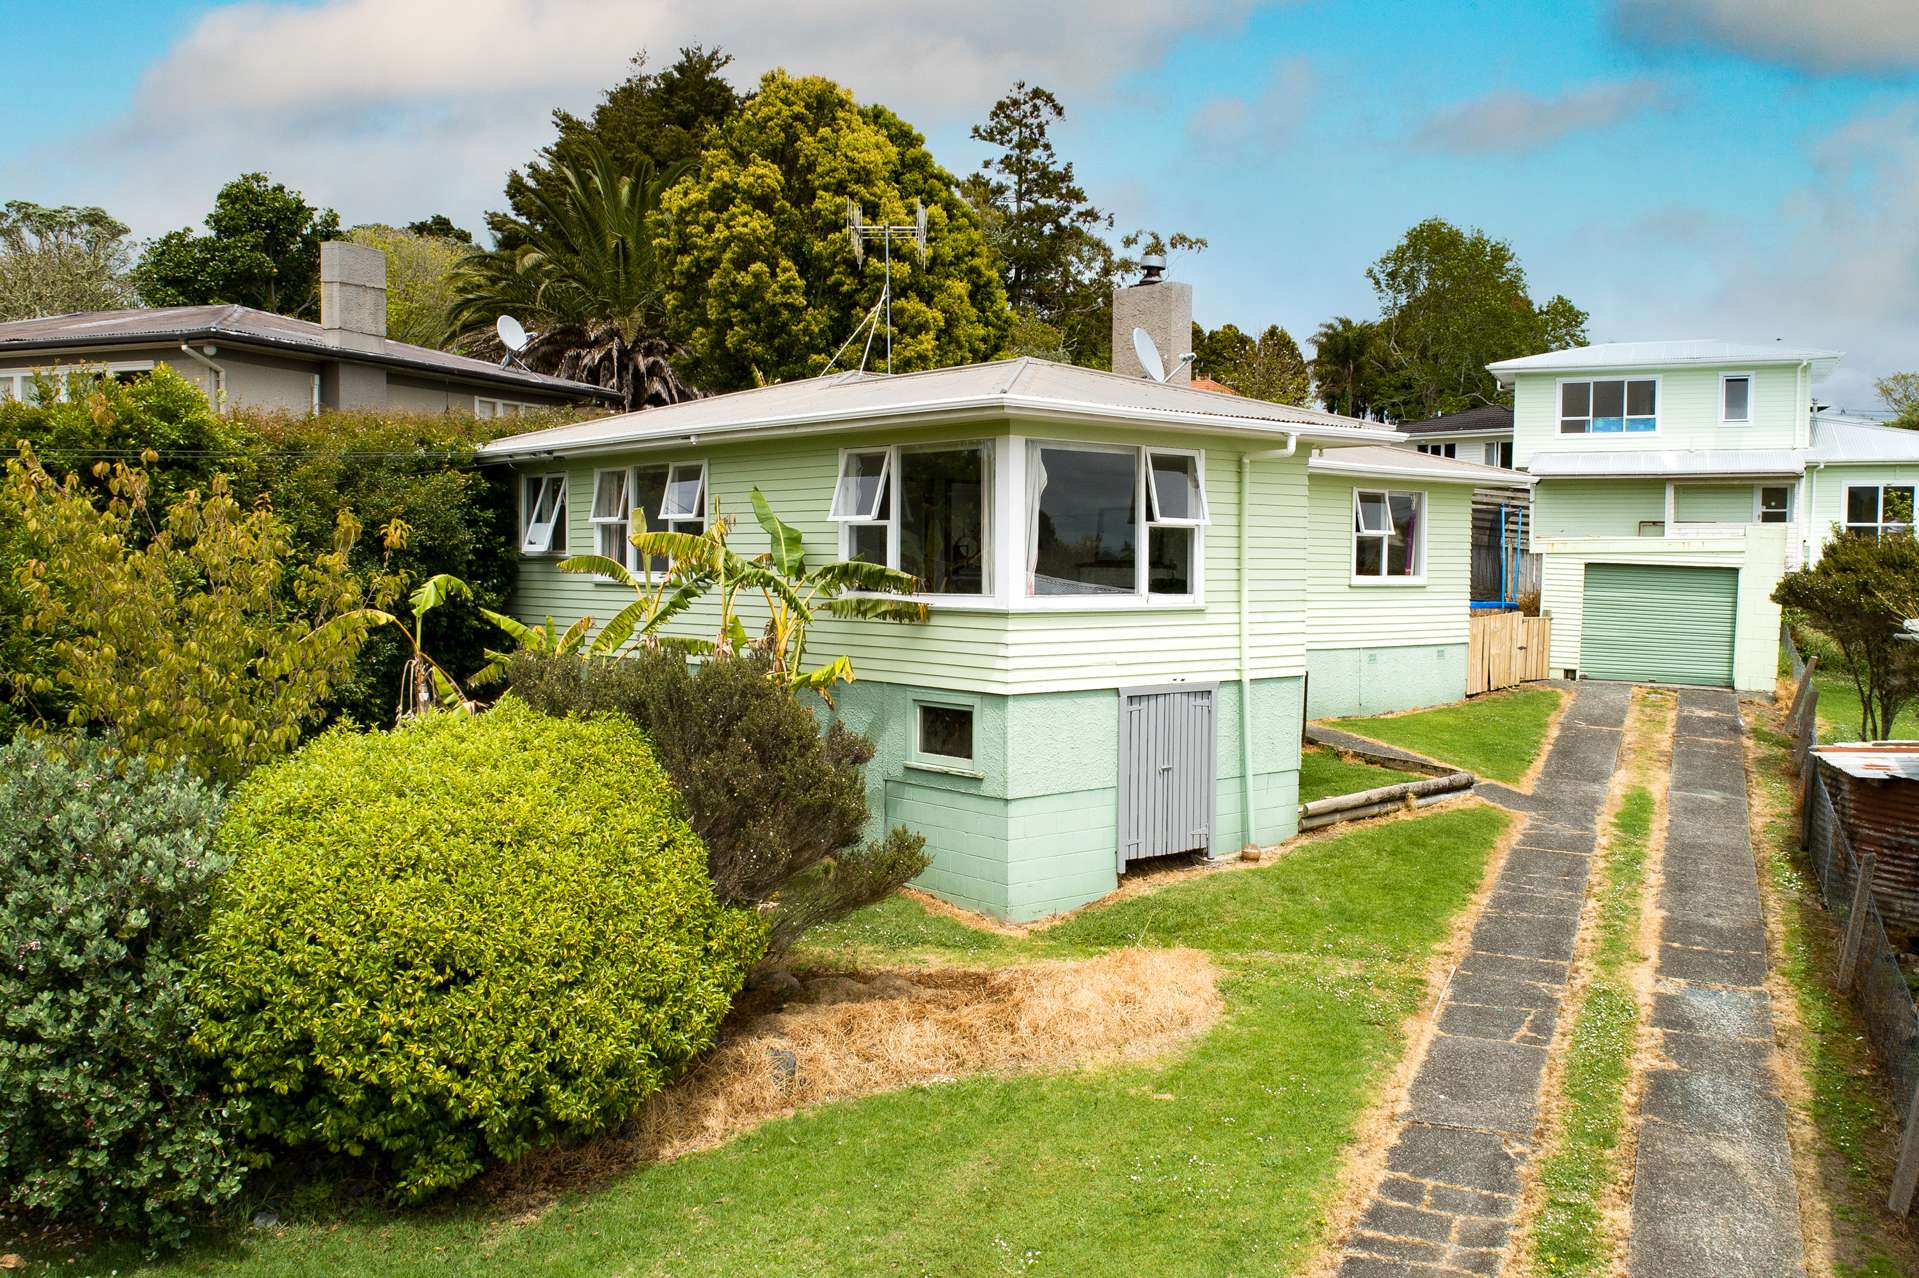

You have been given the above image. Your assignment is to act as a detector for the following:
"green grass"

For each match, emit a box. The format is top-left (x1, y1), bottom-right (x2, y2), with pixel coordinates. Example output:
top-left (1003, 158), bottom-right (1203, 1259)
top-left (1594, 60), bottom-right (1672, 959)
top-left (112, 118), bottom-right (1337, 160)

top-left (1326, 686), bottom-right (1565, 785)
top-left (1527, 786), bottom-right (1652, 1278)
top-left (61, 806), bottom-right (1511, 1278)
top-left (1812, 665), bottom-right (1919, 744)
top-left (1297, 745), bottom-right (1422, 805)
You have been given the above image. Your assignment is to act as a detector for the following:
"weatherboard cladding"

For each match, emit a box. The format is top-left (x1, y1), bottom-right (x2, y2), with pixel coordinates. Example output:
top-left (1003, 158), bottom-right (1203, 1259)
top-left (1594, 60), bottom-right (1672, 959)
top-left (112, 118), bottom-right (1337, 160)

top-left (1512, 363), bottom-right (1810, 467)
top-left (1305, 474), bottom-right (1471, 652)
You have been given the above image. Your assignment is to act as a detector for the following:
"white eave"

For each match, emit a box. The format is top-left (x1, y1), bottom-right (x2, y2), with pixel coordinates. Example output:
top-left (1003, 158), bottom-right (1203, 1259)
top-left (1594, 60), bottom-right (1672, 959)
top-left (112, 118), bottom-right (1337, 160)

top-left (1527, 448), bottom-right (1804, 479)
top-left (1309, 444), bottom-right (1534, 487)
top-left (1488, 340), bottom-right (1841, 387)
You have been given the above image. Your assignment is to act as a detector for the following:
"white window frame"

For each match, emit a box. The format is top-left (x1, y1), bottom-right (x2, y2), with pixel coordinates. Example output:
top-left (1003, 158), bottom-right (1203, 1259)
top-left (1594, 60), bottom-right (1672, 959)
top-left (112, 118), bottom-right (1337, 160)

top-left (1022, 440), bottom-right (1208, 607)
top-left (589, 467), bottom-right (632, 578)
top-left (658, 461), bottom-right (709, 522)
top-left (519, 473), bottom-right (567, 556)
top-left (476, 396), bottom-right (536, 419)
top-left (1415, 441), bottom-right (1457, 458)
top-left (1844, 483), bottom-right (1917, 539)
top-left (909, 694), bottom-right (982, 776)
top-left (829, 448), bottom-right (894, 522)
top-left (1556, 374), bottom-right (1660, 437)
top-left (1145, 448), bottom-right (1209, 526)
top-left (1351, 487), bottom-right (1427, 586)
top-left (1720, 372), bottom-right (1753, 426)
top-left (1755, 484), bottom-right (1793, 524)
top-left (835, 440), bottom-right (995, 600)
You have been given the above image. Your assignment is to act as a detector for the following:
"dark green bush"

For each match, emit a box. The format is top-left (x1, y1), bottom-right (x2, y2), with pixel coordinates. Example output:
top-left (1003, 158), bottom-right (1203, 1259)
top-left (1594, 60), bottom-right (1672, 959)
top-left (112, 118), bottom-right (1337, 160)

top-left (191, 702), bottom-right (764, 1199)
top-left (0, 735), bottom-right (247, 1247)
top-left (509, 648), bottom-right (929, 955)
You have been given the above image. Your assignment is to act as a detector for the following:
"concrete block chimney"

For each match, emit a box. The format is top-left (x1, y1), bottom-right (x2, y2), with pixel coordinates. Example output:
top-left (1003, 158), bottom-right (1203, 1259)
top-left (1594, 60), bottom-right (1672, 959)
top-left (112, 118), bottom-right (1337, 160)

top-left (320, 241), bottom-right (387, 353)
top-left (1111, 255), bottom-right (1193, 384)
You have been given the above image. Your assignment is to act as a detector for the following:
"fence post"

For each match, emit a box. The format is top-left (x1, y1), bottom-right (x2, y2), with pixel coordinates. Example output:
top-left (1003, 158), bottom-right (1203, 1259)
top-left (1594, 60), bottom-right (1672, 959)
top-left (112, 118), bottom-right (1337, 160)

top-left (1839, 852), bottom-right (1879, 989)
top-left (1892, 1084), bottom-right (1919, 1216)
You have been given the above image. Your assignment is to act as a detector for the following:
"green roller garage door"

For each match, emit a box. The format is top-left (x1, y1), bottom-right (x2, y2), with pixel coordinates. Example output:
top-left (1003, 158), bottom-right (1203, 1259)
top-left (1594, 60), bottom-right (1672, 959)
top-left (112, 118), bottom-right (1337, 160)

top-left (1580, 563), bottom-right (1737, 686)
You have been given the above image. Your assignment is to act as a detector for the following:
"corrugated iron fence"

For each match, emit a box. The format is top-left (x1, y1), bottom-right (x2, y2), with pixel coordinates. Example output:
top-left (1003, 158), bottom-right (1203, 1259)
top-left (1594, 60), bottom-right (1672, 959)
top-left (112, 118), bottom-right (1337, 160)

top-left (1782, 628), bottom-right (1919, 1211)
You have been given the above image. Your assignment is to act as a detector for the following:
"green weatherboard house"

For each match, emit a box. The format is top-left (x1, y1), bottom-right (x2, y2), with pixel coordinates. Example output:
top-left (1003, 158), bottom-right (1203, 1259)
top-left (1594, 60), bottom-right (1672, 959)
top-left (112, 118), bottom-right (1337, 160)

top-left (480, 290), bottom-right (1522, 921)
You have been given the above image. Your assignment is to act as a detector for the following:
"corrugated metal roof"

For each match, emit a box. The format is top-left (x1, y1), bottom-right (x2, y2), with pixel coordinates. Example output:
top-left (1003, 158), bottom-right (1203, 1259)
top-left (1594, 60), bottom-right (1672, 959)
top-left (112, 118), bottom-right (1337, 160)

top-left (477, 357), bottom-right (1400, 459)
top-left (1526, 448), bottom-right (1805, 478)
top-left (1488, 340), bottom-right (1841, 379)
top-left (0, 303), bottom-right (617, 399)
top-left (1396, 404), bottom-right (1513, 438)
top-left (1814, 743), bottom-right (1919, 782)
top-left (1807, 416), bottom-right (1919, 463)
top-left (1309, 444), bottom-right (1534, 487)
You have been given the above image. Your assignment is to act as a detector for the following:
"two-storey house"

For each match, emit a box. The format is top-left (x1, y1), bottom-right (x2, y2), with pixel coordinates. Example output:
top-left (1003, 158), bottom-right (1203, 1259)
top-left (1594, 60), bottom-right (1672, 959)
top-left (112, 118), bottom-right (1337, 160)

top-left (1487, 341), bottom-right (1919, 691)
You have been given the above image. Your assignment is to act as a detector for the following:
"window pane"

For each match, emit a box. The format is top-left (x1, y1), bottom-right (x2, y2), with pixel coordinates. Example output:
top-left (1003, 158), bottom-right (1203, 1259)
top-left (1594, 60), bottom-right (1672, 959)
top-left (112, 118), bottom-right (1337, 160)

top-left (660, 463), bottom-right (705, 520)
top-left (1723, 377), bottom-right (1749, 421)
top-left (1560, 417), bottom-right (1588, 435)
top-left (901, 447), bottom-right (986, 595)
top-left (833, 450), bottom-right (889, 520)
top-left (1147, 526), bottom-right (1192, 595)
top-left (1356, 491), bottom-right (1391, 534)
top-left (1625, 417), bottom-right (1656, 433)
top-left (1592, 380), bottom-right (1625, 417)
top-left (632, 467), bottom-right (672, 572)
top-left (1032, 447), bottom-right (1135, 595)
top-left (1354, 535), bottom-right (1384, 577)
top-left (1561, 381), bottom-right (1590, 417)
top-left (1847, 487), bottom-right (1880, 525)
top-left (1889, 487), bottom-right (1917, 527)
top-left (1759, 486), bottom-right (1790, 521)
top-left (1148, 452), bottom-right (1204, 522)
top-left (597, 517), bottom-right (628, 563)
top-left (1625, 379), bottom-right (1656, 416)
top-left (849, 521), bottom-right (888, 565)
top-left (591, 470), bottom-right (627, 520)
top-left (1388, 493), bottom-right (1420, 575)
top-left (918, 704), bottom-right (974, 761)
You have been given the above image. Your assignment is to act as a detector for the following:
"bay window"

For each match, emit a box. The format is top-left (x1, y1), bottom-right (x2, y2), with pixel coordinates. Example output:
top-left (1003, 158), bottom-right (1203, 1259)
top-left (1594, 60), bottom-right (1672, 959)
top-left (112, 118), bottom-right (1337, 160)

top-left (1846, 485), bottom-right (1916, 539)
top-left (834, 443), bottom-right (989, 596)
top-left (518, 474), bottom-right (567, 554)
top-left (1353, 489), bottom-right (1423, 581)
top-left (1561, 377), bottom-right (1657, 434)
top-left (1027, 443), bottom-right (1206, 599)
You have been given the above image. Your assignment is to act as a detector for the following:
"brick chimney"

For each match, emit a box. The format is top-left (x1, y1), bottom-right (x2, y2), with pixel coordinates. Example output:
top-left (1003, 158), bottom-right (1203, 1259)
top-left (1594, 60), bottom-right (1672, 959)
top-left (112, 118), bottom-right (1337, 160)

top-left (1111, 255), bottom-right (1193, 384)
top-left (319, 241), bottom-right (387, 353)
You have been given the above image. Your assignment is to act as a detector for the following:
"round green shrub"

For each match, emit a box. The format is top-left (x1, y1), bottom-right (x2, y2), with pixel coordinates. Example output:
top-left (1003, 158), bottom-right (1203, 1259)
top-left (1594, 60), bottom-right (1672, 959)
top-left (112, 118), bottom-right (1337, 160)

top-left (191, 701), bottom-right (765, 1199)
top-left (0, 734), bottom-right (247, 1248)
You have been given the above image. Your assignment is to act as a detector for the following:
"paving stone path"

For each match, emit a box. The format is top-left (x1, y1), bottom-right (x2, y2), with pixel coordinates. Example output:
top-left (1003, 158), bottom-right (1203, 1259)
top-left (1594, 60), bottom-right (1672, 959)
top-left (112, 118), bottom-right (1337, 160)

top-left (1335, 681), bottom-right (1630, 1277)
top-left (1625, 688), bottom-right (1805, 1277)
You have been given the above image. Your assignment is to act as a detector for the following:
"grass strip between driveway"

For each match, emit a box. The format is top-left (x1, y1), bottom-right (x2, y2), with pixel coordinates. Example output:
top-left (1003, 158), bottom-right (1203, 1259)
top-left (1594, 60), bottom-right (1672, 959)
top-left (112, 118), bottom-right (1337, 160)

top-left (1326, 686), bottom-right (1565, 785)
top-left (86, 805), bottom-right (1511, 1278)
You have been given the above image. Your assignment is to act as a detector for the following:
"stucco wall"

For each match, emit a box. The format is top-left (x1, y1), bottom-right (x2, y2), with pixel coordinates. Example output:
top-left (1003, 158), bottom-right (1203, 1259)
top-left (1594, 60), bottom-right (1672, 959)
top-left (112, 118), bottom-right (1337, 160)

top-left (1306, 642), bottom-right (1469, 718)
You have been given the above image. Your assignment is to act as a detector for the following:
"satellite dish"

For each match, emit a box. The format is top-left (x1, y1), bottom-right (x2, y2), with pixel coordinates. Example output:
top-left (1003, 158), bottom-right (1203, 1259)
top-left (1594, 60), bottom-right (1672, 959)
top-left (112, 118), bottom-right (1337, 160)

top-left (495, 314), bottom-right (528, 353)
top-left (1132, 326), bottom-right (1167, 383)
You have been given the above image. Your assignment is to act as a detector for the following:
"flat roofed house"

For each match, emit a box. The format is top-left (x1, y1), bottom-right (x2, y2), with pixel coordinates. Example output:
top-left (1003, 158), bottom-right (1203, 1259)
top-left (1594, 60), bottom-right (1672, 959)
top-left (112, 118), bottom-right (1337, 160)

top-left (0, 242), bottom-right (617, 416)
top-left (1489, 339), bottom-right (1919, 692)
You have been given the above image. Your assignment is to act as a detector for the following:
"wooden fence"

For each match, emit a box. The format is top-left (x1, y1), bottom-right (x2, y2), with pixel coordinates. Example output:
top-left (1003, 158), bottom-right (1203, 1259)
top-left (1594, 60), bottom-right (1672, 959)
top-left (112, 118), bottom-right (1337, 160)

top-left (1467, 611), bottom-right (1552, 696)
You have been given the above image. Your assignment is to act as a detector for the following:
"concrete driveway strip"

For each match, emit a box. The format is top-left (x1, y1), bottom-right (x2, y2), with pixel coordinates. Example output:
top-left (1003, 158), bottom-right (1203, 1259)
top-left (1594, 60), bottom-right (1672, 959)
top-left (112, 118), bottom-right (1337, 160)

top-left (1625, 688), bottom-right (1806, 1278)
top-left (1336, 681), bottom-right (1629, 1278)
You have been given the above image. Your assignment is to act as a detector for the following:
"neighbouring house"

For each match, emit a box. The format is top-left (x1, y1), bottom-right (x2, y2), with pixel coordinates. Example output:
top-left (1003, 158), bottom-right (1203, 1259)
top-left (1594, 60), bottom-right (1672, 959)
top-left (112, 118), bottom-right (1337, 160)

top-left (1488, 340), bottom-right (1919, 691)
top-left (1397, 403), bottom-right (1516, 470)
top-left (478, 271), bottom-right (1520, 920)
top-left (1395, 404), bottom-right (1535, 606)
top-left (0, 242), bottom-right (615, 416)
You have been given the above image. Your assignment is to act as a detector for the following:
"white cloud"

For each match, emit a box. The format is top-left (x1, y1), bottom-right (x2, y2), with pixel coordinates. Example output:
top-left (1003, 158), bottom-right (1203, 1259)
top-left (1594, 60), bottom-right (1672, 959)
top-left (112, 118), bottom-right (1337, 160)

top-left (11, 0), bottom-right (1257, 239)
top-left (1186, 57), bottom-right (1316, 152)
top-left (1614, 0), bottom-right (1919, 75)
top-left (1412, 80), bottom-right (1665, 154)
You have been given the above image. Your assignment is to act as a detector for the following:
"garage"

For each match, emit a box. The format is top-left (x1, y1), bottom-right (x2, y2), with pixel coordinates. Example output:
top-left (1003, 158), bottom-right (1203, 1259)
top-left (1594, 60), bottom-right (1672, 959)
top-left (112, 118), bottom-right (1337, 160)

top-left (1579, 562), bottom-right (1738, 686)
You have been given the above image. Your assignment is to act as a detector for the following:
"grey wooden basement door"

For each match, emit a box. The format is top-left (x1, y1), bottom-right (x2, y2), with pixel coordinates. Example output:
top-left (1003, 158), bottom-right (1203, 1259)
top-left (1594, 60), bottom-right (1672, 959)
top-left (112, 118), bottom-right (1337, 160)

top-left (1117, 684), bottom-right (1218, 871)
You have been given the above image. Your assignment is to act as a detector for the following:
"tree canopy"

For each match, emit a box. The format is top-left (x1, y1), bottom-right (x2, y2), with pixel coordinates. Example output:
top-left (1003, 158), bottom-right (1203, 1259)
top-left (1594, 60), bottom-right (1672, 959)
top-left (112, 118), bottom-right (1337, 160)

top-left (347, 224), bottom-right (464, 349)
top-left (658, 71), bottom-right (1009, 391)
top-left (1363, 218), bottom-right (1587, 421)
top-left (134, 173), bottom-right (341, 317)
top-left (404, 214), bottom-right (474, 245)
top-left (1877, 372), bottom-right (1919, 430)
top-left (1193, 322), bottom-right (1310, 403)
top-left (0, 202), bottom-right (136, 321)
top-left (1775, 532), bottom-right (1919, 739)
top-left (1310, 316), bottom-right (1386, 419)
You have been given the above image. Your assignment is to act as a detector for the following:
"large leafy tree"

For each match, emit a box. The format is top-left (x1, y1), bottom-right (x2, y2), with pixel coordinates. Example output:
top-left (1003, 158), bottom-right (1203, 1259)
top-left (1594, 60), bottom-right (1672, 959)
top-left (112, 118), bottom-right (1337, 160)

top-left (1364, 218), bottom-right (1587, 421)
top-left (1877, 372), bottom-right (1919, 430)
top-left (1193, 321), bottom-right (1310, 403)
top-left (659, 71), bottom-right (1009, 390)
top-left (404, 214), bottom-right (473, 245)
top-left (1311, 316), bottom-right (1386, 419)
top-left (346, 224), bottom-right (465, 349)
top-left (1775, 532), bottom-right (1919, 739)
top-left (451, 140), bottom-right (691, 409)
top-left (492, 46), bottom-right (742, 248)
top-left (134, 173), bottom-right (342, 317)
top-left (0, 201), bottom-right (136, 321)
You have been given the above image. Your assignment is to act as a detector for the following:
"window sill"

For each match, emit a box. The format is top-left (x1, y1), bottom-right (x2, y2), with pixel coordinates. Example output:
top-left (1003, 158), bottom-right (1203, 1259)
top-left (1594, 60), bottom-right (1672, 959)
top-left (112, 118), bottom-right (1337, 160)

top-left (1349, 576), bottom-right (1428, 588)
top-left (906, 758), bottom-right (984, 779)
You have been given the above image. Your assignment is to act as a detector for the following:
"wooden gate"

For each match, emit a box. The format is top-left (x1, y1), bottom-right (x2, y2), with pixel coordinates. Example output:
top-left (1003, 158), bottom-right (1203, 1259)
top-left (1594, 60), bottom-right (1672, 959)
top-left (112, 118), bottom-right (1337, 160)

top-left (1467, 612), bottom-right (1552, 696)
top-left (1117, 684), bottom-right (1217, 871)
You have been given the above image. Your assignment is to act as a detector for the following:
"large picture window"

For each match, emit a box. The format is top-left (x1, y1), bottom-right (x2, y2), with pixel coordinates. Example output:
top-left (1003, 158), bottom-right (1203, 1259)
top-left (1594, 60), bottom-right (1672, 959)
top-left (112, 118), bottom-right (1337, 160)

top-left (1027, 444), bottom-right (1206, 599)
top-left (1560, 378), bottom-right (1657, 434)
top-left (519, 474), bottom-right (567, 554)
top-left (1353, 489), bottom-right (1423, 580)
top-left (1845, 484), bottom-right (1916, 539)
top-left (835, 443), bottom-right (989, 595)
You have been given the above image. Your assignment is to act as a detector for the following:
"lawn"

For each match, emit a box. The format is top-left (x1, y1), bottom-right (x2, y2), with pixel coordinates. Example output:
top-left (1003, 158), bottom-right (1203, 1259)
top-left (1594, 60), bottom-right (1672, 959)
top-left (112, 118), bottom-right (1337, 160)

top-left (1297, 744), bottom-right (1422, 805)
top-left (76, 805), bottom-right (1510, 1278)
top-left (1812, 664), bottom-right (1919, 744)
top-left (1324, 686), bottom-right (1565, 784)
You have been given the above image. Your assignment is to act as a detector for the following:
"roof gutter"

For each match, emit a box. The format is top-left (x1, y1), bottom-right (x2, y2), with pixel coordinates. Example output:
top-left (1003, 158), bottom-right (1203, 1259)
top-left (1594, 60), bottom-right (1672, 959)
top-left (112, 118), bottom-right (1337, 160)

top-left (1308, 457), bottom-right (1536, 487)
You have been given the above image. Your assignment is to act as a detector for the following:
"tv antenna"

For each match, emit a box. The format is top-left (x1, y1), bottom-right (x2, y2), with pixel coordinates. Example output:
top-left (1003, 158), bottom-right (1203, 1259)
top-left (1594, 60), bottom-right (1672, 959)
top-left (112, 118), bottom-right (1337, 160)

top-left (1130, 326), bottom-right (1195, 383)
top-left (836, 199), bottom-right (929, 375)
top-left (495, 314), bottom-right (531, 370)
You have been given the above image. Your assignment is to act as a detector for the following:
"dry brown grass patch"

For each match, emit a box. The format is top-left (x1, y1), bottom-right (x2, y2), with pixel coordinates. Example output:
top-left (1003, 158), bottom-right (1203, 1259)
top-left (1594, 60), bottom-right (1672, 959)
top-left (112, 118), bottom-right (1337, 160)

top-left (480, 947), bottom-right (1221, 1219)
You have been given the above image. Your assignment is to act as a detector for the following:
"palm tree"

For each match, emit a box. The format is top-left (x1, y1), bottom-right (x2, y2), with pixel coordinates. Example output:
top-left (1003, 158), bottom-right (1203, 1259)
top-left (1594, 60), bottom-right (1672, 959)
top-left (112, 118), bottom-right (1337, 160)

top-left (450, 139), bottom-right (693, 409)
top-left (1310, 316), bottom-right (1378, 419)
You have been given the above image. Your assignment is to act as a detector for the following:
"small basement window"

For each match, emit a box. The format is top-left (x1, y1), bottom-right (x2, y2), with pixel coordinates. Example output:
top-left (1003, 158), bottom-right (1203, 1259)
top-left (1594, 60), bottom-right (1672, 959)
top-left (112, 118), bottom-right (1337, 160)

top-left (1721, 373), bottom-right (1752, 424)
top-left (916, 701), bottom-right (975, 766)
top-left (1353, 488), bottom-right (1423, 581)
top-left (519, 474), bottom-right (567, 554)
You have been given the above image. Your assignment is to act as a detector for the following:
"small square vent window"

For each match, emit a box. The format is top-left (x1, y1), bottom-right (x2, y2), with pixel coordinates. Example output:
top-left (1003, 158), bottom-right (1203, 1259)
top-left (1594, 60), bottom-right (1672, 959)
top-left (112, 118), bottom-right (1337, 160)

top-left (917, 703), bottom-right (974, 764)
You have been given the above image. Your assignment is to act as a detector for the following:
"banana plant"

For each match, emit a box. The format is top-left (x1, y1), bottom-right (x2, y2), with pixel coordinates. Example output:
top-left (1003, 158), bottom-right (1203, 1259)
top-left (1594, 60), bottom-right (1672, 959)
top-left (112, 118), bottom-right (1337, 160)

top-left (470, 611), bottom-right (596, 688)
top-left (359, 572), bottom-right (479, 721)
top-left (556, 526), bottom-right (719, 656)
top-left (747, 487), bottom-right (927, 691)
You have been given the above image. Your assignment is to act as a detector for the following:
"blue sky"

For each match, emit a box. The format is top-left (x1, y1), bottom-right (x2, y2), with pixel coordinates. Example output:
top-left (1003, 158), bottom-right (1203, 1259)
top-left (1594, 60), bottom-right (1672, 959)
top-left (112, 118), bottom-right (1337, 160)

top-left (3, 0), bottom-right (1915, 406)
